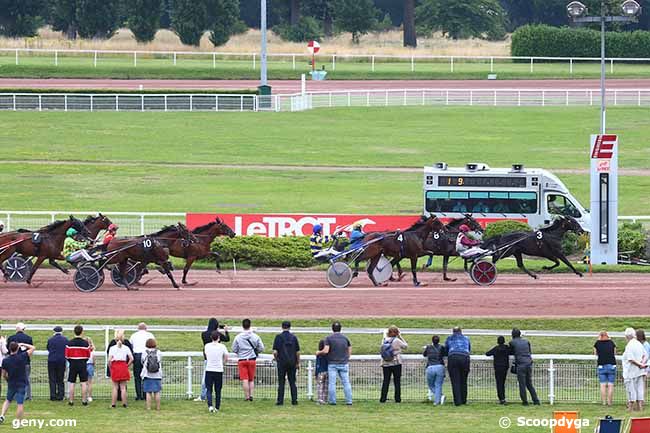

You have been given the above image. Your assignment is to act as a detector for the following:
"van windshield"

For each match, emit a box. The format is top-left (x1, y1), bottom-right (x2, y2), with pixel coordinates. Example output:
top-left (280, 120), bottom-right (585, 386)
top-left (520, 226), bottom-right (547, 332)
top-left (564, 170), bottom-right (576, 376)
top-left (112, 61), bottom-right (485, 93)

top-left (547, 194), bottom-right (581, 218)
top-left (425, 191), bottom-right (538, 214)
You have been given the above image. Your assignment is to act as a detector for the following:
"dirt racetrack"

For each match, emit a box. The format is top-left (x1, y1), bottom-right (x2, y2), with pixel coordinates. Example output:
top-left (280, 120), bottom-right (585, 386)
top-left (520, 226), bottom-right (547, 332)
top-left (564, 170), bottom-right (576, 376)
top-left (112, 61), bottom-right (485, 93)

top-left (3, 269), bottom-right (648, 319)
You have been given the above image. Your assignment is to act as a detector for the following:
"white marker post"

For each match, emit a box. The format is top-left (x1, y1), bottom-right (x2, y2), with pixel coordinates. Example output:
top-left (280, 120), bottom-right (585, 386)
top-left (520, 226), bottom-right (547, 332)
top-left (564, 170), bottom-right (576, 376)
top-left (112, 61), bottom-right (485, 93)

top-left (589, 134), bottom-right (618, 265)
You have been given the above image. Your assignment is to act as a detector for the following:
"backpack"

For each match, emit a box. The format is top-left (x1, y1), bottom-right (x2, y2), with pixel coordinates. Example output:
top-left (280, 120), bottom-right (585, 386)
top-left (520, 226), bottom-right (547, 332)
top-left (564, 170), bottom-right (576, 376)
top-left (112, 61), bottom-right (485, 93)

top-left (146, 349), bottom-right (160, 373)
top-left (380, 337), bottom-right (396, 361)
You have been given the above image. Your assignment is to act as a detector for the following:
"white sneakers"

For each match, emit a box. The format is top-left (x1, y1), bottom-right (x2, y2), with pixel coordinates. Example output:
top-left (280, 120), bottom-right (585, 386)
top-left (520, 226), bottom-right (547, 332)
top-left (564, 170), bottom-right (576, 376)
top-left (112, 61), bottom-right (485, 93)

top-left (193, 397), bottom-right (204, 402)
top-left (440, 395), bottom-right (446, 405)
top-left (208, 406), bottom-right (218, 413)
top-left (87, 397), bottom-right (93, 403)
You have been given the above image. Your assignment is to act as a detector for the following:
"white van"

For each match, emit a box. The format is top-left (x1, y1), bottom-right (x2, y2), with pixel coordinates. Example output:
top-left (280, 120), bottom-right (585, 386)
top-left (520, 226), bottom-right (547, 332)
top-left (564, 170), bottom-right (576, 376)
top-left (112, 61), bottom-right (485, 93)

top-left (423, 162), bottom-right (591, 230)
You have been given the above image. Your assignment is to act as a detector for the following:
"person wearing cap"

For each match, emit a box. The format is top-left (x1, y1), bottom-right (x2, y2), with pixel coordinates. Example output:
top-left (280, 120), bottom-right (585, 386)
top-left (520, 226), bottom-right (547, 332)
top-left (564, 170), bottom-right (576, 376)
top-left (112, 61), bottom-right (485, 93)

top-left (455, 225), bottom-right (487, 259)
top-left (309, 224), bottom-right (329, 257)
top-left (63, 228), bottom-right (92, 263)
top-left (130, 323), bottom-right (155, 401)
top-left (272, 321), bottom-right (301, 406)
top-left (6, 324), bottom-right (33, 401)
top-left (47, 326), bottom-right (68, 401)
top-left (349, 224), bottom-right (365, 249)
top-left (102, 224), bottom-right (119, 247)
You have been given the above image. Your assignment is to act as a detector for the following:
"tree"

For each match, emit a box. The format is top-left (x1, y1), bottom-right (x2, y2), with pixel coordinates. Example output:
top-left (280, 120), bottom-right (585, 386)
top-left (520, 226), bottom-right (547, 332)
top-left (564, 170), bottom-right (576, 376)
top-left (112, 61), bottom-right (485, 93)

top-left (0, 0), bottom-right (45, 37)
top-left (50, 0), bottom-right (80, 39)
top-left (76, 0), bottom-right (119, 39)
top-left (334, 0), bottom-right (378, 43)
top-left (403, 0), bottom-right (416, 47)
top-left (171, 0), bottom-right (209, 46)
top-left (207, 0), bottom-right (240, 46)
top-left (126, 0), bottom-right (163, 42)
top-left (302, 0), bottom-right (335, 36)
top-left (416, 0), bottom-right (506, 40)
top-left (291, 0), bottom-right (301, 25)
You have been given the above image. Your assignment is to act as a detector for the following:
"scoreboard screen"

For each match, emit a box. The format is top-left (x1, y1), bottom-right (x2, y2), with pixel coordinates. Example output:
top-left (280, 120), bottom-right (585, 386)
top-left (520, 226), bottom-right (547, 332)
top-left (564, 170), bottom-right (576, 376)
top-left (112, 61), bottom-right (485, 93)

top-left (438, 176), bottom-right (527, 188)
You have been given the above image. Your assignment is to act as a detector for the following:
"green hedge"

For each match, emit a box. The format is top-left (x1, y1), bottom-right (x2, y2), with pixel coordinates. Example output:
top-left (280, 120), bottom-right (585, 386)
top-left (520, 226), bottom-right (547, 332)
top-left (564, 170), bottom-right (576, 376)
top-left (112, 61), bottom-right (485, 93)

top-left (511, 24), bottom-right (650, 58)
top-left (211, 236), bottom-right (315, 268)
top-left (483, 220), bottom-right (532, 240)
top-left (618, 222), bottom-right (647, 258)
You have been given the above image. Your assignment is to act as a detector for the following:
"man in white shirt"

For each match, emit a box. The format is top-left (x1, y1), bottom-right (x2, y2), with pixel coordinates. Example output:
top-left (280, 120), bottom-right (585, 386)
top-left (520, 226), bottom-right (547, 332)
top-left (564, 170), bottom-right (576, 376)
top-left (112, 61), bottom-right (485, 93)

top-left (130, 323), bottom-right (154, 401)
top-left (622, 327), bottom-right (647, 411)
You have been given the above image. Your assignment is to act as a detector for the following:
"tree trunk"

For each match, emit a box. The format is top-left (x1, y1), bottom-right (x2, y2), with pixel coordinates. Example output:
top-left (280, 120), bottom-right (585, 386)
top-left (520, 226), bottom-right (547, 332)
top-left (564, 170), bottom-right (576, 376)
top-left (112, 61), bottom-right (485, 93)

top-left (290, 0), bottom-right (301, 26)
top-left (403, 0), bottom-right (416, 47)
top-left (323, 13), bottom-right (333, 37)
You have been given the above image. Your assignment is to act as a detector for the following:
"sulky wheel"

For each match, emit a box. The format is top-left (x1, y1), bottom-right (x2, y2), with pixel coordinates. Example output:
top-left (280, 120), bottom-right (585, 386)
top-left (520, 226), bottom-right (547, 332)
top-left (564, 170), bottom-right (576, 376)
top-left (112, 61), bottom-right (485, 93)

top-left (326, 262), bottom-right (353, 288)
top-left (371, 255), bottom-right (393, 286)
top-left (110, 261), bottom-right (140, 288)
top-left (3, 255), bottom-right (33, 283)
top-left (469, 260), bottom-right (498, 286)
top-left (74, 264), bottom-right (104, 293)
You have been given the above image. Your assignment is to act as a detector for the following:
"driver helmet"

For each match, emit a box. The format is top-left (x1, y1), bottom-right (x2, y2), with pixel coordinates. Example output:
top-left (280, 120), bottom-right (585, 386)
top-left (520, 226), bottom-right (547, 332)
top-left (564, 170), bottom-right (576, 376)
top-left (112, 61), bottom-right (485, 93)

top-left (108, 223), bottom-right (119, 232)
top-left (66, 228), bottom-right (78, 237)
top-left (458, 224), bottom-right (471, 233)
top-left (352, 223), bottom-right (362, 231)
top-left (313, 224), bottom-right (323, 235)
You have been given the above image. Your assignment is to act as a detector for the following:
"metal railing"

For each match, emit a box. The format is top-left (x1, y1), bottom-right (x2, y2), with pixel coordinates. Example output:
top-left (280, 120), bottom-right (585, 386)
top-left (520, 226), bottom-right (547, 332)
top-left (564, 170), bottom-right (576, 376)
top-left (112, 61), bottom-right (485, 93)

top-left (0, 211), bottom-right (185, 236)
top-left (22, 351), bottom-right (636, 404)
top-left (284, 88), bottom-right (650, 111)
top-left (2, 47), bottom-right (650, 74)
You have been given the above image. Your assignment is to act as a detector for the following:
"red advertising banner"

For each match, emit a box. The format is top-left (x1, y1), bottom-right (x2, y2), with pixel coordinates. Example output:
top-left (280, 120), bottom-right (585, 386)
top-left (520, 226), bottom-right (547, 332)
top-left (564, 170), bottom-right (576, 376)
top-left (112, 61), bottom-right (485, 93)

top-left (186, 213), bottom-right (519, 237)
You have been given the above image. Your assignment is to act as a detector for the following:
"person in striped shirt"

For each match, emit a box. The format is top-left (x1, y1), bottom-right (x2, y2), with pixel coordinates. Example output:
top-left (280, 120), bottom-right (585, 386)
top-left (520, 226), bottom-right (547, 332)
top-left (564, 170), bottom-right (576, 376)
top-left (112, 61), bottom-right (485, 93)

top-left (310, 224), bottom-right (329, 257)
top-left (64, 325), bottom-right (92, 406)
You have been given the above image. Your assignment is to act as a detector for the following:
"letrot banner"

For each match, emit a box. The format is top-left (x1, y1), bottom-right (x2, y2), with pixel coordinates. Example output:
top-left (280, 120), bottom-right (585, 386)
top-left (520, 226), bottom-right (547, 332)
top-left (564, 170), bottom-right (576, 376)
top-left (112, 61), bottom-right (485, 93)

top-left (185, 213), bottom-right (513, 237)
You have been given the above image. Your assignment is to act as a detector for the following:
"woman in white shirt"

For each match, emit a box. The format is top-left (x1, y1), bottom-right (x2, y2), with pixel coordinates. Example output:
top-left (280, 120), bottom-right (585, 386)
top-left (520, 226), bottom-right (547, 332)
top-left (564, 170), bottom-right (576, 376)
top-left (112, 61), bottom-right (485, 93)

top-left (108, 329), bottom-right (134, 408)
top-left (204, 330), bottom-right (228, 413)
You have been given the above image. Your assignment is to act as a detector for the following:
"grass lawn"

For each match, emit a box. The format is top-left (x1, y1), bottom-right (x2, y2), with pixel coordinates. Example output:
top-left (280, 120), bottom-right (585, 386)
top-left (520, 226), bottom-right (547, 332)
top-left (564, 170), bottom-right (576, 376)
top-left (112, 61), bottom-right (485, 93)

top-left (6, 400), bottom-right (636, 433)
top-left (2, 107), bottom-right (650, 170)
top-left (1, 52), bottom-right (650, 80)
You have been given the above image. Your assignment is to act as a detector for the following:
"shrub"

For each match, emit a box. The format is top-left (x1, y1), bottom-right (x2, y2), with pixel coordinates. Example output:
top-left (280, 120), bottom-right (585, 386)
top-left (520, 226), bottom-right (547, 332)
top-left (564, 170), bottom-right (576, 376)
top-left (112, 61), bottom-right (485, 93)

top-left (511, 24), bottom-right (650, 58)
top-left (618, 225), bottom-right (647, 259)
top-left (483, 220), bottom-right (532, 240)
top-left (210, 236), bottom-right (315, 268)
top-left (561, 232), bottom-right (589, 256)
top-left (274, 17), bottom-right (323, 42)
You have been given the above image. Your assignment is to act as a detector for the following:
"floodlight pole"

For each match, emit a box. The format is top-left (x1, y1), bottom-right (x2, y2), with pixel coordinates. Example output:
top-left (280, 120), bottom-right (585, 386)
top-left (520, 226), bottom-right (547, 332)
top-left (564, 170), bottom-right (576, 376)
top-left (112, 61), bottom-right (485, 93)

top-left (260, 0), bottom-right (268, 86)
top-left (600, 0), bottom-right (606, 134)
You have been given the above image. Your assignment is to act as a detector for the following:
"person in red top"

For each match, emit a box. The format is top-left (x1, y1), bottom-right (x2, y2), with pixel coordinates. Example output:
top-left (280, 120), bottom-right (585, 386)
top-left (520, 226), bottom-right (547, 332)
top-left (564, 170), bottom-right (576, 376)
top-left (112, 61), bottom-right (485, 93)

top-left (64, 325), bottom-right (92, 406)
top-left (455, 224), bottom-right (487, 258)
top-left (102, 224), bottom-right (119, 248)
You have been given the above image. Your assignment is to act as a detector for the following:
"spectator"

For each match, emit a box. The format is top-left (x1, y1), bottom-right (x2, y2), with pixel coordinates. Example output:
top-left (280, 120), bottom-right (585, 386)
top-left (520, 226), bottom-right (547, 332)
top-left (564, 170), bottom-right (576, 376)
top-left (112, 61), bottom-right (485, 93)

top-left (108, 329), bottom-right (134, 408)
top-left (380, 326), bottom-right (408, 404)
top-left (0, 341), bottom-right (35, 424)
top-left (6, 323), bottom-right (33, 401)
top-left (423, 335), bottom-right (446, 405)
top-left (204, 331), bottom-right (228, 413)
top-left (141, 338), bottom-right (162, 411)
top-left (194, 318), bottom-right (230, 402)
top-left (107, 330), bottom-right (133, 402)
top-left (130, 323), bottom-right (155, 401)
top-left (636, 329), bottom-right (650, 376)
top-left (486, 336), bottom-right (510, 405)
top-left (232, 319), bottom-right (264, 402)
top-left (623, 327), bottom-right (647, 411)
top-left (509, 329), bottom-right (540, 406)
top-left (316, 321), bottom-right (352, 406)
top-left (273, 321), bottom-right (301, 406)
top-left (594, 330), bottom-right (617, 407)
top-left (445, 326), bottom-right (471, 406)
top-left (46, 326), bottom-right (67, 401)
top-left (64, 325), bottom-right (92, 406)
top-left (315, 339), bottom-right (328, 405)
top-left (86, 338), bottom-right (95, 402)
top-left (0, 327), bottom-right (7, 398)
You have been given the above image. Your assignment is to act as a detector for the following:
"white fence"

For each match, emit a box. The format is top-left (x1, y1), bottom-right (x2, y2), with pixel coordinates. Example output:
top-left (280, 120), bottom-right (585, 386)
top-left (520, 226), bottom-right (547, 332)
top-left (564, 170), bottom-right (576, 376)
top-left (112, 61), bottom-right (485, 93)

top-left (0, 211), bottom-right (184, 237)
top-left (2, 47), bottom-right (650, 74)
top-left (19, 351), bottom-right (638, 404)
top-left (4, 89), bottom-right (650, 112)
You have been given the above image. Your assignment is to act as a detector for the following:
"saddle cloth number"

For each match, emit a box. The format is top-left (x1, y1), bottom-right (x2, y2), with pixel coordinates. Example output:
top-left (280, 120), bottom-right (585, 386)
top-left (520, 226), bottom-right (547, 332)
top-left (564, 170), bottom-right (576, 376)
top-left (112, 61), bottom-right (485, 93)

top-left (397, 234), bottom-right (404, 242)
top-left (32, 232), bottom-right (41, 244)
top-left (433, 232), bottom-right (440, 240)
top-left (535, 231), bottom-right (543, 240)
top-left (143, 238), bottom-right (153, 249)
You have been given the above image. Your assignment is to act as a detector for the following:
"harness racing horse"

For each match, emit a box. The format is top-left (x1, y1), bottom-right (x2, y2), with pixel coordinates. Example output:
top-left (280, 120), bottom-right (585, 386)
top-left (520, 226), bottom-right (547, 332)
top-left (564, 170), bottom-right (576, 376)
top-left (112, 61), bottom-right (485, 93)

top-left (481, 216), bottom-right (585, 279)
top-left (106, 224), bottom-right (196, 290)
top-left (0, 216), bottom-right (90, 285)
top-left (83, 214), bottom-right (112, 241)
top-left (169, 217), bottom-right (235, 285)
top-left (357, 216), bottom-right (442, 287)
top-left (423, 214), bottom-right (484, 282)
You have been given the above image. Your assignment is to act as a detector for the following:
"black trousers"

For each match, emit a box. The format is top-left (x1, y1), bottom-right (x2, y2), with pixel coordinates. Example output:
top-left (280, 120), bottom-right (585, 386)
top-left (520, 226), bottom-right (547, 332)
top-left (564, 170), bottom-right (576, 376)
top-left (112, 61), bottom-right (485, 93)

top-left (380, 364), bottom-right (402, 403)
top-left (133, 353), bottom-right (144, 400)
top-left (205, 371), bottom-right (223, 409)
top-left (48, 362), bottom-right (66, 400)
top-left (447, 354), bottom-right (470, 406)
top-left (276, 363), bottom-right (298, 404)
top-left (516, 364), bottom-right (539, 404)
top-left (494, 366), bottom-right (508, 402)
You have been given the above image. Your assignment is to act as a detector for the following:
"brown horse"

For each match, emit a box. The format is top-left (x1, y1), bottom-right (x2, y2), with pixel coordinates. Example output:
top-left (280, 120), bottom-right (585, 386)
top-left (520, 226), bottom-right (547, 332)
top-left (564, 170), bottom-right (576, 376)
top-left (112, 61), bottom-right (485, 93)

top-left (106, 224), bottom-right (196, 290)
top-left (356, 216), bottom-right (443, 287)
top-left (83, 214), bottom-right (112, 240)
top-left (168, 217), bottom-right (235, 285)
top-left (0, 216), bottom-right (89, 285)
